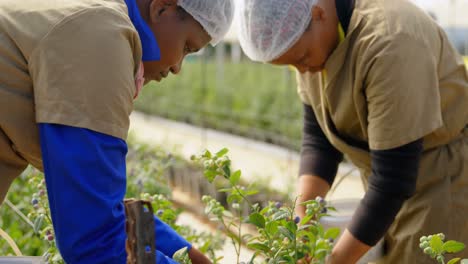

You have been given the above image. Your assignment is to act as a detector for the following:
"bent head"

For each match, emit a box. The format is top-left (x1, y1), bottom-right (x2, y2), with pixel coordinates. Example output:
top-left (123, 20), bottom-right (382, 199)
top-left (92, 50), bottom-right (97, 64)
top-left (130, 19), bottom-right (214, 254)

top-left (238, 0), bottom-right (339, 74)
top-left (143, 0), bottom-right (234, 82)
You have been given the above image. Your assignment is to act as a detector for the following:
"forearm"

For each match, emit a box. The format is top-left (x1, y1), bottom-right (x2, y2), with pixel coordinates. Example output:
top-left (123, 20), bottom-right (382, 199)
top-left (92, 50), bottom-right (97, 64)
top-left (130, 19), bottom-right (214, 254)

top-left (296, 174), bottom-right (330, 217)
top-left (329, 139), bottom-right (423, 263)
top-left (327, 229), bottom-right (371, 264)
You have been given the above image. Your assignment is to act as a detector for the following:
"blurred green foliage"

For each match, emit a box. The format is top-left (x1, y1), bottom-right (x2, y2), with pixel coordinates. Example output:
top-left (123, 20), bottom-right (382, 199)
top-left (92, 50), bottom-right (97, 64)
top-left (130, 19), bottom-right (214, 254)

top-left (135, 60), bottom-right (303, 150)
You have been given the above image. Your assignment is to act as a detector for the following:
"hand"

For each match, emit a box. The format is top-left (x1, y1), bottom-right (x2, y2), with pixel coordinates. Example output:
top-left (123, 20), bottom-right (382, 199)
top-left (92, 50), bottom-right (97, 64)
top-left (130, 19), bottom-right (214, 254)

top-left (188, 247), bottom-right (212, 264)
top-left (326, 229), bottom-right (371, 264)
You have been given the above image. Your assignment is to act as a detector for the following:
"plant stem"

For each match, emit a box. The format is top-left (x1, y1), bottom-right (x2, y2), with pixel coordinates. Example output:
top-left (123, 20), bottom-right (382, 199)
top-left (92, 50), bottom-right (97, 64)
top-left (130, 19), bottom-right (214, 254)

top-left (291, 209), bottom-right (298, 263)
top-left (220, 218), bottom-right (240, 259)
top-left (237, 207), bottom-right (242, 264)
top-left (4, 199), bottom-right (34, 228)
top-left (233, 185), bottom-right (253, 207)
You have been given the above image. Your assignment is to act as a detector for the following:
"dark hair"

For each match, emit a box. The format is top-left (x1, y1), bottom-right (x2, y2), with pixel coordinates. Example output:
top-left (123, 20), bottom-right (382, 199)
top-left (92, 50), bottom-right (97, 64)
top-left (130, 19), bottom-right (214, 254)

top-left (176, 6), bottom-right (189, 21)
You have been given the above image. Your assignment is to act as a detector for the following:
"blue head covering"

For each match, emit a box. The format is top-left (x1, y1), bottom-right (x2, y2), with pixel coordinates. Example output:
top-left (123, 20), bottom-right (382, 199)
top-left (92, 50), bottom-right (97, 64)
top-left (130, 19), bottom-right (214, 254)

top-left (124, 0), bottom-right (161, 61)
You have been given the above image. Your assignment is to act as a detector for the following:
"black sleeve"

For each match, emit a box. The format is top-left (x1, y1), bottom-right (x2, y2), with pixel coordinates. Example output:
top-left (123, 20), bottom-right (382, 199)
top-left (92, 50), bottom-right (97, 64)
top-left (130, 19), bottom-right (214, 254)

top-left (348, 139), bottom-right (423, 246)
top-left (299, 104), bottom-right (344, 185)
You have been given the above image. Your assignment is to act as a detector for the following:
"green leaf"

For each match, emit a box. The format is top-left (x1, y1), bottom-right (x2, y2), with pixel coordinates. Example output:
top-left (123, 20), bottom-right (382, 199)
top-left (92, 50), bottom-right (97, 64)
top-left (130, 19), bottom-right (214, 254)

top-left (51, 253), bottom-right (63, 262)
top-left (448, 258), bottom-right (461, 264)
top-left (430, 235), bottom-right (444, 254)
top-left (245, 188), bottom-right (259, 196)
top-left (199, 241), bottom-right (211, 253)
top-left (324, 228), bottom-right (341, 240)
top-left (265, 221), bottom-right (278, 234)
top-left (272, 210), bottom-right (289, 221)
top-left (172, 247), bottom-right (191, 264)
top-left (203, 150), bottom-right (212, 158)
top-left (300, 215), bottom-right (312, 225)
top-left (247, 242), bottom-right (270, 253)
top-left (222, 166), bottom-right (231, 179)
top-left (33, 215), bottom-right (44, 234)
top-left (223, 210), bottom-right (233, 218)
top-left (443, 241), bottom-right (466, 253)
top-left (248, 213), bottom-right (266, 228)
top-left (215, 148), bottom-right (229, 157)
top-left (285, 221), bottom-right (297, 234)
top-left (298, 224), bottom-right (313, 231)
top-left (227, 193), bottom-right (241, 204)
top-left (226, 232), bottom-right (241, 244)
top-left (230, 170), bottom-right (241, 185)
top-left (204, 170), bottom-right (217, 183)
top-left (279, 226), bottom-right (295, 241)
top-left (314, 249), bottom-right (329, 260)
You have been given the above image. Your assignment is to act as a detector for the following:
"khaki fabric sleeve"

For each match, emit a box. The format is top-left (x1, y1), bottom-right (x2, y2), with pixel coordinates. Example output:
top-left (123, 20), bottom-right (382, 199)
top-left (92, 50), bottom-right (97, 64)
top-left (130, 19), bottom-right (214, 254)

top-left (365, 34), bottom-right (443, 150)
top-left (29, 7), bottom-right (141, 140)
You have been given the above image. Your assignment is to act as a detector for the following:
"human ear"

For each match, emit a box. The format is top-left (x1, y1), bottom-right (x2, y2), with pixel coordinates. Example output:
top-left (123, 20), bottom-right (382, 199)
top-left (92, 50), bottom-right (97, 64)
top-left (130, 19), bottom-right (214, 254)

top-left (149, 0), bottom-right (178, 22)
top-left (311, 5), bottom-right (326, 23)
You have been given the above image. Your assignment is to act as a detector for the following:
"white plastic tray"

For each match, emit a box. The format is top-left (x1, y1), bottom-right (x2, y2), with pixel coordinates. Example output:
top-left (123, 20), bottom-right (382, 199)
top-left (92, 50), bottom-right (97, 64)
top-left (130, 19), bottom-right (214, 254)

top-left (0, 257), bottom-right (44, 264)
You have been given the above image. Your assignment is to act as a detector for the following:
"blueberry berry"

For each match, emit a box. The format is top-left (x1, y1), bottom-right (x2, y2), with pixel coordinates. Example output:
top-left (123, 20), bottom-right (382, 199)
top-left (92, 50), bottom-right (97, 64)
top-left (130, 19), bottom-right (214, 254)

top-left (145, 245), bottom-right (151, 253)
top-left (275, 202), bottom-right (282, 209)
top-left (316, 196), bottom-right (326, 205)
top-left (294, 216), bottom-right (301, 224)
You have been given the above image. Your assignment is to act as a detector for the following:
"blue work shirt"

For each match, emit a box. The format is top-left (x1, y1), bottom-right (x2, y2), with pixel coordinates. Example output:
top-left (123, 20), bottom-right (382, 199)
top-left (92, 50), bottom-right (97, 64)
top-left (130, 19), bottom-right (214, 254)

top-left (40, 124), bottom-right (191, 263)
top-left (124, 0), bottom-right (160, 61)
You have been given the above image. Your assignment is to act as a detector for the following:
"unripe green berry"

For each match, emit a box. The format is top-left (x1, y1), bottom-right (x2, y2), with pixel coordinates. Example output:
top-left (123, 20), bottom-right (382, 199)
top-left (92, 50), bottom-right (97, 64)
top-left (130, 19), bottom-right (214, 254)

top-left (424, 247), bottom-right (433, 255)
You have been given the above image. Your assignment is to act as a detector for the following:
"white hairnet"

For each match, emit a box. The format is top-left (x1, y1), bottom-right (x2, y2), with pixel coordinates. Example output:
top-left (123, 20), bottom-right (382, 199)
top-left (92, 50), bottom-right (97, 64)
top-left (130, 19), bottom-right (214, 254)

top-left (178, 0), bottom-right (235, 46)
top-left (238, 0), bottom-right (316, 62)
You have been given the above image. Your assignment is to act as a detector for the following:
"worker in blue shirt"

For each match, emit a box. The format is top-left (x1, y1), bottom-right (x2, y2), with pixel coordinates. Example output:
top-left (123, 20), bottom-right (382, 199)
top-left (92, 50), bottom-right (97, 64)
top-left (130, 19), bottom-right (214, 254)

top-left (0, 0), bottom-right (234, 263)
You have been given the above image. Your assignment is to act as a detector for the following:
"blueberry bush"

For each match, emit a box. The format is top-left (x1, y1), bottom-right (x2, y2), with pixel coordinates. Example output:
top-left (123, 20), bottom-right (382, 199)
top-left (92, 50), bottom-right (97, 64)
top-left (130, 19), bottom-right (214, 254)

top-left (4, 142), bottom-right (466, 264)
top-left (192, 148), bottom-right (340, 264)
top-left (0, 142), bottom-right (224, 262)
top-left (419, 234), bottom-right (467, 264)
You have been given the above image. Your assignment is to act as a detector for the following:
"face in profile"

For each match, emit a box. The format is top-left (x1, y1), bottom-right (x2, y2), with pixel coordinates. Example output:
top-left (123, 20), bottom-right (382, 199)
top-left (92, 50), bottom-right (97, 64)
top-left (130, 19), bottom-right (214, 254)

top-left (270, 5), bottom-right (340, 74)
top-left (143, 0), bottom-right (212, 83)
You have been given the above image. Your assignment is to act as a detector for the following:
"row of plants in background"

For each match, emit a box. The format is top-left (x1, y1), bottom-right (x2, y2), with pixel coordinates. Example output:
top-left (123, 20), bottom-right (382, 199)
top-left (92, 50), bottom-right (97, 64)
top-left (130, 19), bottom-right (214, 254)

top-left (135, 60), bottom-right (303, 150)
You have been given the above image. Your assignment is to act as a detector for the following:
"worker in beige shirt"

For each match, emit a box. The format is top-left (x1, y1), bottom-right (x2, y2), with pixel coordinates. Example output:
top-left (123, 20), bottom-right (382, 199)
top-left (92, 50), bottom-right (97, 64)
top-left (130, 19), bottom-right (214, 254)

top-left (0, 0), bottom-right (234, 263)
top-left (238, 0), bottom-right (467, 263)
